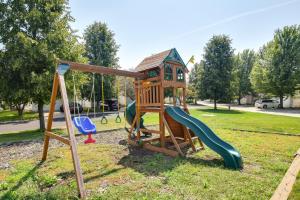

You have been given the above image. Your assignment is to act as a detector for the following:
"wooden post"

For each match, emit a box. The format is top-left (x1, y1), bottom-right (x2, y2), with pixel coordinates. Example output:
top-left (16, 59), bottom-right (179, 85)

top-left (183, 87), bottom-right (187, 110)
top-left (58, 74), bottom-right (86, 199)
top-left (271, 149), bottom-right (300, 200)
top-left (160, 64), bottom-right (165, 147)
top-left (173, 87), bottom-right (176, 106)
top-left (42, 73), bottom-right (59, 160)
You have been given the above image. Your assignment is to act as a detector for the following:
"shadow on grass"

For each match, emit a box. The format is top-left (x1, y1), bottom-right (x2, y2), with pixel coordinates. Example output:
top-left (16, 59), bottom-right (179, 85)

top-left (117, 144), bottom-right (224, 176)
top-left (196, 108), bottom-right (243, 114)
top-left (0, 161), bottom-right (43, 200)
top-left (84, 168), bottom-right (124, 183)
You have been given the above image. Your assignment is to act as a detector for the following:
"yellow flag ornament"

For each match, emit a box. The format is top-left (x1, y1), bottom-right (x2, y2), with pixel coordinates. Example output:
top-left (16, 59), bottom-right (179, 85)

top-left (187, 55), bottom-right (195, 65)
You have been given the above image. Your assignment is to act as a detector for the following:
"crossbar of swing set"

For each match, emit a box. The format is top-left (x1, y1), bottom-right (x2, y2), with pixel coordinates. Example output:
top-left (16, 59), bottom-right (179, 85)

top-left (59, 60), bottom-right (146, 78)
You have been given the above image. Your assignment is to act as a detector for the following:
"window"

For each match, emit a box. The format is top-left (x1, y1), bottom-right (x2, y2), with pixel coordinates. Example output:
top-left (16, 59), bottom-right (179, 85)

top-left (148, 69), bottom-right (159, 78)
top-left (177, 68), bottom-right (184, 81)
top-left (164, 64), bottom-right (173, 80)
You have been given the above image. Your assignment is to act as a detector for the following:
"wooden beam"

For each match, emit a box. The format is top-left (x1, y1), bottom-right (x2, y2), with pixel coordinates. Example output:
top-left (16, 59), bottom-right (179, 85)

top-left (45, 131), bottom-right (70, 146)
top-left (58, 74), bottom-right (86, 199)
top-left (60, 60), bottom-right (145, 78)
top-left (143, 143), bottom-right (179, 157)
top-left (163, 117), bottom-right (184, 156)
top-left (271, 149), bottom-right (300, 200)
top-left (140, 128), bottom-right (161, 134)
top-left (141, 137), bottom-right (161, 143)
top-left (159, 64), bottom-right (165, 147)
top-left (42, 72), bottom-right (59, 161)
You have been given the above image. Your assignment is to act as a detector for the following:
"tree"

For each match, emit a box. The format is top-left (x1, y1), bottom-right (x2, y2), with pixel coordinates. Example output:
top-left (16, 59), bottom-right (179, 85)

top-left (251, 25), bottom-right (300, 108)
top-left (0, 0), bottom-right (86, 129)
top-left (200, 35), bottom-right (234, 109)
top-left (233, 49), bottom-right (256, 104)
top-left (268, 25), bottom-right (300, 108)
top-left (83, 22), bottom-right (120, 108)
top-left (0, 37), bottom-right (32, 117)
top-left (250, 42), bottom-right (274, 96)
top-left (189, 61), bottom-right (204, 103)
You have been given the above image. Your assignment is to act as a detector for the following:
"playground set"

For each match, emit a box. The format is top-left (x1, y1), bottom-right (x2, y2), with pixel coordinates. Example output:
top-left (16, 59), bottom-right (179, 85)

top-left (42, 48), bottom-right (243, 198)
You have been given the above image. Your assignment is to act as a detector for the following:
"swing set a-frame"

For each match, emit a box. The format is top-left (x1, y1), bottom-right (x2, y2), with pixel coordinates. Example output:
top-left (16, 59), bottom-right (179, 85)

top-left (42, 60), bottom-right (145, 199)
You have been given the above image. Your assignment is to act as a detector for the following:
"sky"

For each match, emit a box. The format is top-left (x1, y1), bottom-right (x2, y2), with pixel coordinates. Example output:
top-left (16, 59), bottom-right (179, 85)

top-left (69, 0), bottom-right (300, 70)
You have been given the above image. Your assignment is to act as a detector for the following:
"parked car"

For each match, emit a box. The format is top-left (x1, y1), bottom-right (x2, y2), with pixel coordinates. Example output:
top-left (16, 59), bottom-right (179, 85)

top-left (255, 99), bottom-right (280, 109)
top-left (105, 99), bottom-right (118, 111)
top-left (60, 102), bottom-right (83, 113)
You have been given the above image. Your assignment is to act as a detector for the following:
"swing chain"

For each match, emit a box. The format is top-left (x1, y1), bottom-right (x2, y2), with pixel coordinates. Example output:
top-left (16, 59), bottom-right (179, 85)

top-left (115, 77), bottom-right (122, 123)
top-left (100, 73), bottom-right (108, 124)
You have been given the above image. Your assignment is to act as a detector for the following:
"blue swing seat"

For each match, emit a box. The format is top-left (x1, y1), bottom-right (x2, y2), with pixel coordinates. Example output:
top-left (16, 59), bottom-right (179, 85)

top-left (73, 116), bottom-right (97, 135)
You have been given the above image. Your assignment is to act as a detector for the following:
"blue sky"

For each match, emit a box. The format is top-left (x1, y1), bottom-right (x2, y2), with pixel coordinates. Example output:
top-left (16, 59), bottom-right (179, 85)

top-left (69, 0), bottom-right (300, 70)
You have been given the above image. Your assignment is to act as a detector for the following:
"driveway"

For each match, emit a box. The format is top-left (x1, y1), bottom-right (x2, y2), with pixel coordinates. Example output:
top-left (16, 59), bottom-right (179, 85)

top-left (198, 101), bottom-right (300, 118)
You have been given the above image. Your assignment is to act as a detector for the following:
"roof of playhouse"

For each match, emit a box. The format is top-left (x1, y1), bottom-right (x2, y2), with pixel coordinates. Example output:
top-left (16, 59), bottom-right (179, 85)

top-left (135, 48), bottom-right (187, 72)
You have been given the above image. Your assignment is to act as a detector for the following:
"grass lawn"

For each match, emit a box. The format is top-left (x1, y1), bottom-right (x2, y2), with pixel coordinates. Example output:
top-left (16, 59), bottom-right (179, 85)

top-left (0, 107), bottom-right (299, 199)
top-left (0, 110), bottom-right (39, 122)
top-left (289, 173), bottom-right (300, 199)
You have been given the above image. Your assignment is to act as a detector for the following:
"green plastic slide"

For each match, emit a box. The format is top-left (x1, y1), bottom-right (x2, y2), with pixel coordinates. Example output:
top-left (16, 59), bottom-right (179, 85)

top-left (165, 106), bottom-right (243, 170)
top-left (125, 100), bottom-right (146, 130)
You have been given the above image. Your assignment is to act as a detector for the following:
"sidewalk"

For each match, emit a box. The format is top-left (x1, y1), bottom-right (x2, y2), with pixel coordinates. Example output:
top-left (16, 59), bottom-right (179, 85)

top-left (198, 101), bottom-right (300, 118)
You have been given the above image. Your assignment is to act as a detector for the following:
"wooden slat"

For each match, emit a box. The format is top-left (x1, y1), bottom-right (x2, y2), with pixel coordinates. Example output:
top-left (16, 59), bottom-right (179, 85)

top-left (271, 150), bottom-right (300, 200)
top-left (58, 74), bottom-right (86, 199)
top-left (140, 107), bottom-right (161, 112)
top-left (60, 60), bottom-right (145, 78)
top-left (140, 103), bottom-right (161, 107)
top-left (149, 86), bottom-right (153, 104)
top-left (140, 128), bottom-right (161, 134)
top-left (141, 137), bottom-right (161, 143)
top-left (42, 73), bottom-right (59, 161)
top-left (169, 141), bottom-right (190, 149)
top-left (143, 143), bottom-right (179, 157)
top-left (45, 131), bottom-right (70, 145)
top-left (155, 85), bottom-right (159, 103)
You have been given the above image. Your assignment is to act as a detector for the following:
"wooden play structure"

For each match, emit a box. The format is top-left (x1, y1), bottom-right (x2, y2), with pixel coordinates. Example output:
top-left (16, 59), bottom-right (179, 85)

top-left (126, 48), bottom-right (204, 156)
top-left (42, 48), bottom-right (243, 199)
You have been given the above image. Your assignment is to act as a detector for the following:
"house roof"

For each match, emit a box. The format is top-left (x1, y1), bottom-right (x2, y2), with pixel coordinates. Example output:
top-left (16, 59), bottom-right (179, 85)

top-left (135, 48), bottom-right (186, 72)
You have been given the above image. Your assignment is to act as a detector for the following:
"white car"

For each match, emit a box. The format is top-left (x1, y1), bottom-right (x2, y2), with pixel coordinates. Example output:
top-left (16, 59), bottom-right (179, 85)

top-left (255, 99), bottom-right (280, 109)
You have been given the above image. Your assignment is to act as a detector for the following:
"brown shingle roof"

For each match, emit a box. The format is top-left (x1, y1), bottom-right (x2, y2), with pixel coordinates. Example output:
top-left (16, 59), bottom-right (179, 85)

top-left (135, 49), bottom-right (172, 72)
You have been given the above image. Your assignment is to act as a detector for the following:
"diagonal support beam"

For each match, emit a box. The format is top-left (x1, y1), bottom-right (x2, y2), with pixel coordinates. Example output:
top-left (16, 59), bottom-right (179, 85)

top-left (57, 73), bottom-right (86, 199)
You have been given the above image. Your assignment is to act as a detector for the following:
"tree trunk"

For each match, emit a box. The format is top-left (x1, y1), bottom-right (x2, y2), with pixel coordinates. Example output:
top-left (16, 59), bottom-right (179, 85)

top-left (238, 97), bottom-right (241, 105)
top-left (38, 101), bottom-right (45, 131)
top-left (214, 98), bottom-right (217, 110)
top-left (16, 104), bottom-right (25, 120)
top-left (279, 95), bottom-right (284, 109)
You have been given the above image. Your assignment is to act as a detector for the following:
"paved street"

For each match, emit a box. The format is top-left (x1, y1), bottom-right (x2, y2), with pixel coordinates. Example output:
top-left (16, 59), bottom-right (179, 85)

top-left (1, 103), bottom-right (300, 134)
top-left (198, 101), bottom-right (300, 118)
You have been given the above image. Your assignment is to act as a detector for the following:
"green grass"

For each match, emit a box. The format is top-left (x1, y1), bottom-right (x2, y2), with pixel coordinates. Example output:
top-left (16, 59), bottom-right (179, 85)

top-left (0, 129), bottom-right (299, 199)
top-left (1, 107), bottom-right (300, 199)
top-left (0, 110), bottom-right (38, 122)
top-left (189, 108), bottom-right (300, 135)
top-left (289, 172), bottom-right (300, 199)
